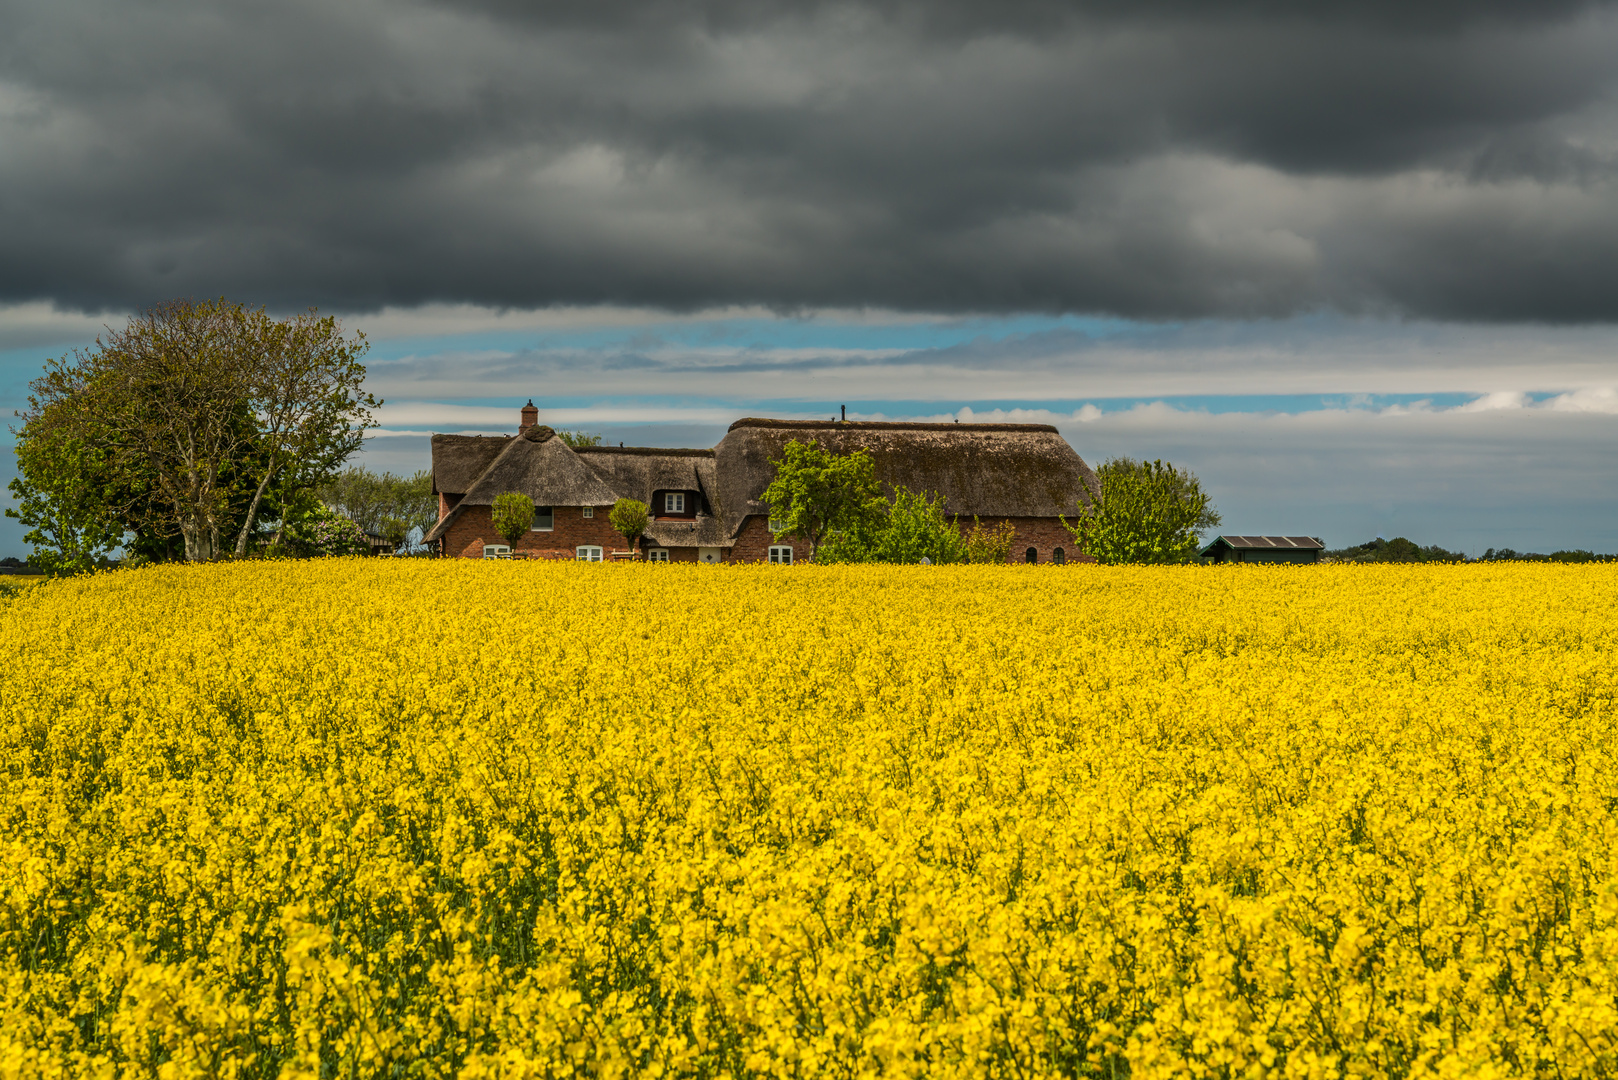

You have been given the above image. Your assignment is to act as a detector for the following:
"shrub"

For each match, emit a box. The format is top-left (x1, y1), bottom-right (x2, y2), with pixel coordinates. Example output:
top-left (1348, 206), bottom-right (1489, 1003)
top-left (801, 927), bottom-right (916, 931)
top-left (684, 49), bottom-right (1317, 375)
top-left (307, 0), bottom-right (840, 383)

top-left (818, 487), bottom-right (966, 565)
top-left (288, 507), bottom-right (370, 557)
top-left (490, 493), bottom-right (535, 548)
top-left (963, 517), bottom-right (1017, 564)
top-left (610, 498), bottom-right (649, 550)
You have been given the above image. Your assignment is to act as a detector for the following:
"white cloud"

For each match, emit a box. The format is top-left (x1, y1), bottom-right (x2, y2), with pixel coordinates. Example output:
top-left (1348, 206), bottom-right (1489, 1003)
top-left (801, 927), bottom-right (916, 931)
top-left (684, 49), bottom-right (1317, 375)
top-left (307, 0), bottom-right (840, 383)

top-left (1543, 386), bottom-right (1618, 412)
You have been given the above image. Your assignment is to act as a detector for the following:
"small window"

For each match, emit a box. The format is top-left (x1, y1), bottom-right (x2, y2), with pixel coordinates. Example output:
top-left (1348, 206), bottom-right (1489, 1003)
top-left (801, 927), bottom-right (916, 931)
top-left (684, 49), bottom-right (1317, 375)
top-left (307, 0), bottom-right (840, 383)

top-left (483, 544), bottom-right (511, 559)
top-left (768, 517), bottom-right (785, 533)
top-left (532, 506), bottom-right (554, 531)
top-left (1053, 547), bottom-right (1065, 565)
top-left (769, 545), bottom-right (793, 565)
top-left (665, 492), bottom-right (686, 514)
top-left (1025, 547), bottom-right (1038, 564)
top-left (647, 549), bottom-right (670, 563)
top-left (581, 506), bottom-right (594, 518)
top-left (576, 546), bottom-right (603, 561)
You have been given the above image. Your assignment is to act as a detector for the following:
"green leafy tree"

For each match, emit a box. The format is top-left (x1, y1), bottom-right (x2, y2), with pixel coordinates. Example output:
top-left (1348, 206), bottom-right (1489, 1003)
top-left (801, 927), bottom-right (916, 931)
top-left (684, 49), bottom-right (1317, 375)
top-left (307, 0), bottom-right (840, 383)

top-left (399, 471), bottom-right (439, 551)
top-left (963, 517), bottom-right (1018, 564)
top-left (227, 307), bottom-right (377, 558)
top-left (318, 467), bottom-right (438, 552)
top-left (558, 430), bottom-right (603, 448)
top-left (1063, 457), bottom-right (1219, 565)
top-left (378, 516), bottom-right (411, 553)
top-left (490, 492), bottom-right (535, 548)
top-left (610, 498), bottom-right (649, 552)
top-left (5, 425), bottom-right (125, 575)
top-left (19, 299), bottom-right (376, 563)
top-left (762, 439), bottom-right (885, 561)
top-left (818, 487), bottom-right (967, 564)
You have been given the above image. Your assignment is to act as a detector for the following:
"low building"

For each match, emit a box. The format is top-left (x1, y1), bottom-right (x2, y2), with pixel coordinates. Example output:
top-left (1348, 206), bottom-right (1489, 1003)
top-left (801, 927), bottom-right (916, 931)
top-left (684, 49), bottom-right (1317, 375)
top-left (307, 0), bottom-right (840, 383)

top-left (1200, 535), bottom-right (1325, 564)
top-left (425, 400), bottom-right (1101, 564)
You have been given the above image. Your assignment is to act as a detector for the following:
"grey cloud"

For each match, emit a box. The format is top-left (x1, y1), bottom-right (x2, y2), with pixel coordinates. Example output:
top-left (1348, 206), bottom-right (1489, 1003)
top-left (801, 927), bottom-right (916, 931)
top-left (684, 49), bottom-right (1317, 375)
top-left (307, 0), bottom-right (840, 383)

top-left (3, 0), bottom-right (1618, 319)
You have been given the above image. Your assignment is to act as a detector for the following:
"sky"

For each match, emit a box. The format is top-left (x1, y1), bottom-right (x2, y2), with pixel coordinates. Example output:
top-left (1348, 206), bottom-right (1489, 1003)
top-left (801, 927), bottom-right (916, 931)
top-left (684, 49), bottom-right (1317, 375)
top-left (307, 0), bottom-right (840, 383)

top-left (3, 0), bottom-right (1617, 556)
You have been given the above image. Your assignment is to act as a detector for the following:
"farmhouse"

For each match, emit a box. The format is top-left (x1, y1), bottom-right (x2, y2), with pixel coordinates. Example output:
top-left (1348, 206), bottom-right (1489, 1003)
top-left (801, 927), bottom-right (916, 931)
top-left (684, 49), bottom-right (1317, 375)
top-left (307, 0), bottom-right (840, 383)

top-left (425, 401), bottom-right (1101, 563)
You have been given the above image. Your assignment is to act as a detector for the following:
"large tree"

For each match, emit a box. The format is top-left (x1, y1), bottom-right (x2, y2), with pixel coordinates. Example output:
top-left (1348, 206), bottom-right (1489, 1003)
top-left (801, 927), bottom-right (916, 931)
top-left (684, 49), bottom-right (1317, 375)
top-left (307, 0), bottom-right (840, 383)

top-left (228, 308), bottom-right (378, 557)
top-left (1063, 457), bottom-right (1220, 565)
top-left (19, 299), bottom-right (376, 563)
top-left (761, 439), bottom-right (885, 561)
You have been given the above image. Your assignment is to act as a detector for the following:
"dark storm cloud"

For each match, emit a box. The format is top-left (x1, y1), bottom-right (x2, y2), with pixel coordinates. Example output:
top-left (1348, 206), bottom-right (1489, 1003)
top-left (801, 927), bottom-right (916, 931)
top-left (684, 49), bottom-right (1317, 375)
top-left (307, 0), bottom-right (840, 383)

top-left (2, 0), bottom-right (1617, 319)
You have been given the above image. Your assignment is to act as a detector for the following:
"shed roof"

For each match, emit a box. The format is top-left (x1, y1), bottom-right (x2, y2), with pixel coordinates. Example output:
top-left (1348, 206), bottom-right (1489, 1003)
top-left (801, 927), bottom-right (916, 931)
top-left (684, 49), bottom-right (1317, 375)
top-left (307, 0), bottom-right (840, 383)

top-left (711, 419), bottom-right (1098, 538)
top-left (1201, 535), bottom-right (1325, 553)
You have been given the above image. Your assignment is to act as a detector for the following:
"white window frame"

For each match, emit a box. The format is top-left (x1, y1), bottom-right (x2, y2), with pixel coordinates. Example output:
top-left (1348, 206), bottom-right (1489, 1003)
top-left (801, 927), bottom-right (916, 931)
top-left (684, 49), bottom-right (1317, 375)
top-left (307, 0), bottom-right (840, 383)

top-left (665, 492), bottom-right (686, 514)
top-left (483, 544), bottom-right (511, 559)
top-left (647, 549), bottom-right (670, 563)
top-left (768, 545), bottom-right (793, 565)
top-left (581, 505), bottom-right (594, 518)
top-left (576, 545), bottom-right (603, 561)
top-left (768, 517), bottom-right (785, 533)
top-left (532, 505), bottom-right (554, 532)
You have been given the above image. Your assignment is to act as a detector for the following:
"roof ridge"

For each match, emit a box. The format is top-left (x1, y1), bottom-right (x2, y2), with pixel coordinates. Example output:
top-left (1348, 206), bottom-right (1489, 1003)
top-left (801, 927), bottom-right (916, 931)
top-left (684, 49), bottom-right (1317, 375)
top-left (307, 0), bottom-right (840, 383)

top-left (726, 418), bottom-right (1060, 433)
top-left (573, 446), bottom-right (715, 457)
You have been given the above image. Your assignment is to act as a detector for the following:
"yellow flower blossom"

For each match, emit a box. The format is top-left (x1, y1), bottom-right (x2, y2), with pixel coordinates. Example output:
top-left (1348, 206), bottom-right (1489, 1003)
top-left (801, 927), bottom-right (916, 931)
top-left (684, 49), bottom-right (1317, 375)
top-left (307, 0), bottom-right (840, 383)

top-left (1, 561), bottom-right (1616, 1077)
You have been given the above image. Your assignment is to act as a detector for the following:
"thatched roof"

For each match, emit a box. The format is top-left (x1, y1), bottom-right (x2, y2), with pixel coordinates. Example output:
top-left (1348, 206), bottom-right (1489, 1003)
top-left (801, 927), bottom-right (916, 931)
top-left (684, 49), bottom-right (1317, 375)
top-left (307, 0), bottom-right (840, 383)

top-left (431, 434), bottom-right (511, 495)
top-left (576, 446), bottom-right (717, 512)
top-left (711, 419), bottom-right (1098, 537)
top-left (428, 415), bottom-right (1100, 547)
top-left (424, 426), bottom-right (622, 543)
top-left (460, 426), bottom-right (623, 507)
top-left (643, 515), bottom-right (731, 548)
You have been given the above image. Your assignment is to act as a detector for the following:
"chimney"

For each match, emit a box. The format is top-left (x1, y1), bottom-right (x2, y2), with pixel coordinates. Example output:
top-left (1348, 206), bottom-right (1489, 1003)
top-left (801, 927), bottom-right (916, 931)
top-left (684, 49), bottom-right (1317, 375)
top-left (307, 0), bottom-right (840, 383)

top-left (841, 404), bottom-right (846, 422)
top-left (519, 399), bottom-right (538, 434)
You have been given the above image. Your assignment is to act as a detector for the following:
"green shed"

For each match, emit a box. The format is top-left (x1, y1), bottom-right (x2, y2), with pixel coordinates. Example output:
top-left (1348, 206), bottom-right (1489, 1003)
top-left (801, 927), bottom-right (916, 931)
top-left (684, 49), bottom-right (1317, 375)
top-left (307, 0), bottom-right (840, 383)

top-left (1200, 535), bottom-right (1325, 564)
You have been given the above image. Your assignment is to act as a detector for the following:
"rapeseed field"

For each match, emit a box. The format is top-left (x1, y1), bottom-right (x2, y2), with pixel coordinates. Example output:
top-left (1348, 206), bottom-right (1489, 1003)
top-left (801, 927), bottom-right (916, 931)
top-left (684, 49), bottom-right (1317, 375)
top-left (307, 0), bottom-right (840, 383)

top-left (3, 561), bottom-right (1616, 1079)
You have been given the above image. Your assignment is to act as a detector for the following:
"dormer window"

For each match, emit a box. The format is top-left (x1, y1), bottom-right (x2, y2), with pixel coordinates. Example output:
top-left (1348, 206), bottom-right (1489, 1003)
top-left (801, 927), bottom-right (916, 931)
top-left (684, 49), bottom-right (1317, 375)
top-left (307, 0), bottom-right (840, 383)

top-left (664, 492), bottom-right (686, 514)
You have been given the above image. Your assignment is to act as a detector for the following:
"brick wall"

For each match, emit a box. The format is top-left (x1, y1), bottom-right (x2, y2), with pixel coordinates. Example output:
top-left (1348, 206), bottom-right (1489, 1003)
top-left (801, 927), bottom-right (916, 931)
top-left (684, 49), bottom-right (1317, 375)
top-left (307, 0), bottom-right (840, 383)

top-left (439, 508), bottom-right (1095, 564)
top-left (981, 516), bottom-right (1094, 565)
top-left (727, 515), bottom-right (781, 563)
top-left (727, 514), bottom-right (1093, 564)
top-left (440, 505), bottom-right (636, 559)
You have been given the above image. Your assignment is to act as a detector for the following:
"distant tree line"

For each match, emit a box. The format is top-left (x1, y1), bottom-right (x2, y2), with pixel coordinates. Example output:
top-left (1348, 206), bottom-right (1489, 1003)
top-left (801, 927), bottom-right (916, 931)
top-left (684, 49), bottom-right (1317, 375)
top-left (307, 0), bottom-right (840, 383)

top-left (1325, 538), bottom-right (1615, 564)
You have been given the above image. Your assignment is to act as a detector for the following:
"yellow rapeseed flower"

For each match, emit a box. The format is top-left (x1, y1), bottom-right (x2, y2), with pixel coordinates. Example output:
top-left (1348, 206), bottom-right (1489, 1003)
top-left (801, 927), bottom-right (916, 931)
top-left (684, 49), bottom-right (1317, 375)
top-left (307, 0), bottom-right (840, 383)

top-left (1, 560), bottom-right (1616, 1077)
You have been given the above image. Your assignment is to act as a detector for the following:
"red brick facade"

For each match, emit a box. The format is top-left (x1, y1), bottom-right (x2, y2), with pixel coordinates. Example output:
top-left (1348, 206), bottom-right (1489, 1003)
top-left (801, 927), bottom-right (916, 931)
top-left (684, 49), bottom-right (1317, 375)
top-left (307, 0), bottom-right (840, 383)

top-left (441, 505), bottom-right (635, 560)
top-left (724, 514), bottom-right (1093, 564)
top-left (983, 516), bottom-right (1096, 565)
top-left (727, 516), bottom-right (783, 563)
top-left (441, 505), bottom-right (1094, 564)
